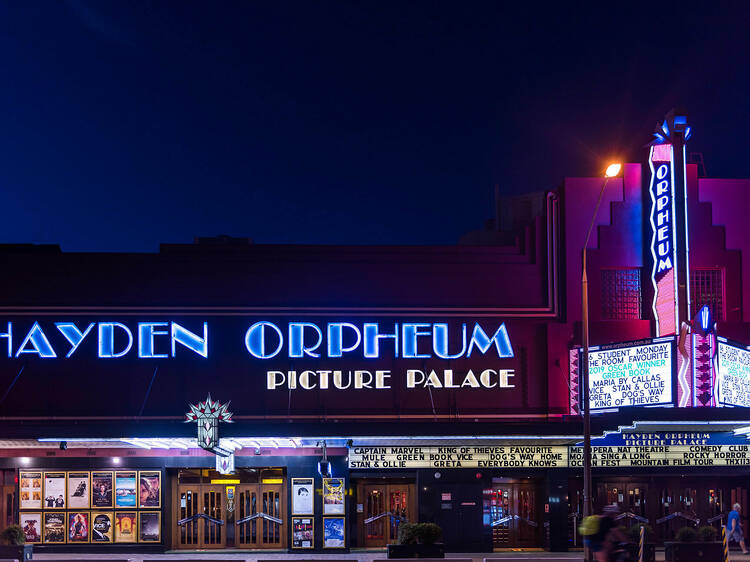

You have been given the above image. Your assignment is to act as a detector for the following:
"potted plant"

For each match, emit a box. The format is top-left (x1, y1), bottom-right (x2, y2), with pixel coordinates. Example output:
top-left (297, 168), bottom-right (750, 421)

top-left (387, 522), bottom-right (445, 558)
top-left (0, 525), bottom-right (33, 560)
top-left (622, 524), bottom-right (655, 562)
top-left (665, 525), bottom-right (723, 561)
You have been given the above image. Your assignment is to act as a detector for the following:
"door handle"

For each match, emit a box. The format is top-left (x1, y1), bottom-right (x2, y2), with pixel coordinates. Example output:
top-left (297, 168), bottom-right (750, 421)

top-left (177, 513), bottom-right (225, 526)
top-left (236, 512), bottom-right (283, 526)
top-left (364, 511), bottom-right (408, 525)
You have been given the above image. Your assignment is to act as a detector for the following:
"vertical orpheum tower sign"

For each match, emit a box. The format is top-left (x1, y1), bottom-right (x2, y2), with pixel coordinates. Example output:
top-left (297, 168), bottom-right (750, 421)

top-left (649, 111), bottom-right (692, 337)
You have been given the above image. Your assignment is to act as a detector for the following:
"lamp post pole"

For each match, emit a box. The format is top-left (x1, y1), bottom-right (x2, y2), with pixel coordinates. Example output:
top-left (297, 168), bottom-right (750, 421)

top-left (581, 164), bottom-right (620, 558)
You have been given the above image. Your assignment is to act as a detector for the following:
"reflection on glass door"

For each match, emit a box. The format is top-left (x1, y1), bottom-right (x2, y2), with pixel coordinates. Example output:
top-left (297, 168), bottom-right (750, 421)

top-left (359, 481), bottom-right (415, 548)
top-left (483, 481), bottom-right (540, 549)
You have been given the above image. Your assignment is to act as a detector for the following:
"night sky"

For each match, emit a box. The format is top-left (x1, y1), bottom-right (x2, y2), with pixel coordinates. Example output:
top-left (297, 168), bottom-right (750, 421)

top-left (1, 2), bottom-right (749, 251)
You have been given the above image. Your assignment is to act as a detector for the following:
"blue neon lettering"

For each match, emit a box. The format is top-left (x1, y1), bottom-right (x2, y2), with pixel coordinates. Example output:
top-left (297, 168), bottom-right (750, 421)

top-left (433, 323), bottom-right (467, 359)
top-left (289, 322), bottom-right (322, 358)
top-left (171, 322), bottom-right (208, 357)
top-left (138, 322), bottom-right (169, 358)
top-left (16, 322), bottom-right (57, 358)
top-left (245, 321), bottom-right (283, 359)
top-left (0, 322), bottom-right (11, 358)
top-left (402, 323), bottom-right (431, 358)
top-left (55, 322), bottom-right (94, 358)
top-left (466, 323), bottom-right (514, 358)
top-left (363, 323), bottom-right (398, 358)
top-left (327, 323), bottom-right (361, 357)
top-left (98, 322), bottom-right (133, 358)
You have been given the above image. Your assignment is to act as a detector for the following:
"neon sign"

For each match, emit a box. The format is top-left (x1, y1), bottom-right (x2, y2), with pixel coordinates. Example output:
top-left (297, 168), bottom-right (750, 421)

top-left (0, 320), bottom-right (514, 361)
top-left (648, 144), bottom-right (679, 337)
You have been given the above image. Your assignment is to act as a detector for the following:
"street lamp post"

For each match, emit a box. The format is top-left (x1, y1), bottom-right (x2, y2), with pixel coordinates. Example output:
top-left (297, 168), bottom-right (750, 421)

top-left (581, 162), bottom-right (621, 557)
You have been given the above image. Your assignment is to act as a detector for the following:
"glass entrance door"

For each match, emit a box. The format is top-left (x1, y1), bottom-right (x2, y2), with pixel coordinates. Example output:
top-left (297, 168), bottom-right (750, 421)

top-left (176, 484), bottom-right (225, 548)
top-left (358, 480), bottom-right (416, 548)
top-left (484, 481), bottom-right (540, 549)
top-left (236, 483), bottom-right (285, 548)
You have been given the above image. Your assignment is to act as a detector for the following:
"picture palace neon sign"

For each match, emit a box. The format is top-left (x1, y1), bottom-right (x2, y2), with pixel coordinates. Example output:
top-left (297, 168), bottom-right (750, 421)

top-left (0, 320), bottom-right (514, 360)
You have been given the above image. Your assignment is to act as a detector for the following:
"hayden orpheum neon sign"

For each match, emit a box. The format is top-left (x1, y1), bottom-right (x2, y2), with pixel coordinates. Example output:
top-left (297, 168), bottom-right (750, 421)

top-left (0, 320), bottom-right (513, 360)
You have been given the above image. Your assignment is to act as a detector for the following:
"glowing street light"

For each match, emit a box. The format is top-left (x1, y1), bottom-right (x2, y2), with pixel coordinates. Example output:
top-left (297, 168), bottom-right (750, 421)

top-left (581, 162), bottom-right (621, 559)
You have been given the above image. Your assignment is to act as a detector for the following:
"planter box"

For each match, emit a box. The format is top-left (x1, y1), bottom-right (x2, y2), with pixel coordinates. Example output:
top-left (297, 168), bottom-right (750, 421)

top-left (387, 543), bottom-right (445, 558)
top-left (625, 542), bottom-right (655, 562)
top-left (0, 544), bottom-right (33, 560)
top-left (664, 541), bottom-right (723, 561)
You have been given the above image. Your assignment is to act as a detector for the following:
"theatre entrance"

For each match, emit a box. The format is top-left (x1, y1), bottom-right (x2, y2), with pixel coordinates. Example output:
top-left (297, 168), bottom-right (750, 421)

top-left (484, 479), bottom-right (542, 549)
top-left (356, 479), bottom-right (416, 547)
top-left (173, 468), bottom-right (286, 550)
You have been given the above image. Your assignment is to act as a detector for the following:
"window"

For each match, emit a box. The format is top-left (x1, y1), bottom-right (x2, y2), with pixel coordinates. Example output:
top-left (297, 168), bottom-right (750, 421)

top-left (690, 268), bottom-right (724, 321)
top-left (601, 269), bottom-right (642, 320)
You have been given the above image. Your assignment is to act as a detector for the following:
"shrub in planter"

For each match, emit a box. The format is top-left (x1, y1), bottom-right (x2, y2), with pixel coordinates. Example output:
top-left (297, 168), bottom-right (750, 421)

top-left (623, 524), bottom-right (654, 543)
top-left (674, 526), bottom-right (698, 542)
top-left (697, 525), bottom-right (718, 542)
top-left (389, 522), bottom-right (445, 558)
top-left (665, 525), bottom-right (723, 562)
top-left (0, 525), bottom-right (32, 561)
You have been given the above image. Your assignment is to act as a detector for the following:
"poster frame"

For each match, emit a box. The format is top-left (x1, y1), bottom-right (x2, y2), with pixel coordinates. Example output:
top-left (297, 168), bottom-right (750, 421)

top-left (138, 511), bottom-right (162, 543)
top-left (19, 471), bottom-right (43, 510)
top-left (291, 516), bottom-right (314, 549)
top-left (138, 470), bottom-right (162, 509)
top-left (67, 510), bottom-right (90, 544)
top-left (114, 471), bottom-right (138, 508)
top-left (322, 477), bottom-right (345, 515)
top-left (90, 511), bottom-right (115, 543)
top-left (291, 477), bottom-right (315, 515)
top-left (90, 470), bottom-right (114, 509)
top-left (114, 511), bottom-right (138, 543)
top-left (67, 471), bottom-right (91, 510)
top-left (322, 516), bottom-right (346, 548)
top-left (43, 511), bottom-right (67, 544)
top-left (19, 511), bottom-right (42, 544)
top-left (43, 471), bottom-right (67, 510)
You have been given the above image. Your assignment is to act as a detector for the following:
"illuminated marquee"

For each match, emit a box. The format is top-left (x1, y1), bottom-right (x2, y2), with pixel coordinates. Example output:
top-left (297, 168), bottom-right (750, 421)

top-left (648, 143), bottom-right (679, 337)
top-left (717, 340), bottom-right (750, 407)
top-left (0, 320), bottom-right (513, 361)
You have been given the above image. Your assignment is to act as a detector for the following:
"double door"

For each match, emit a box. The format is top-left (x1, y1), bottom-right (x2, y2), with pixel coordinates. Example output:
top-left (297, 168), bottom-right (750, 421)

top-left (358, 480), bottom-right (416, 547)
top-left (176, 482), bottom-right (285, 549)
top-left (486, 482), bottom-right (540, 549)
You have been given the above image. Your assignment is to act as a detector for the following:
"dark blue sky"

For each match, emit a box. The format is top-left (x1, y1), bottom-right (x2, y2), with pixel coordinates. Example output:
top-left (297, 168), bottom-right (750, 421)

top-left (1, 2), bottom-right (749, 251)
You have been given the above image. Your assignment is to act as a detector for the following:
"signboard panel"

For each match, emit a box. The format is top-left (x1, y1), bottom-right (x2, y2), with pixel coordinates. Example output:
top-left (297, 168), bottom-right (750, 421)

top-left (582, 339), bottom-right (674, 411)
top-left (349, 433), bottom-right (750, 469)
top-left (717, 341), bottom-right (750, 407)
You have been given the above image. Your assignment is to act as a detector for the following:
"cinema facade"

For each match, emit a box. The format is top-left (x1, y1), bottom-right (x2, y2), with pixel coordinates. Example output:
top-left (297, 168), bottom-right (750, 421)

top-left (2, 115), bottom-right (750, 553)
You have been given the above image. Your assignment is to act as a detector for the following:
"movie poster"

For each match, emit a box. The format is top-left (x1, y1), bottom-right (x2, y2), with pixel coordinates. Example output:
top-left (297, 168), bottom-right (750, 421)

top-left (323, 517), bottom-right (345, 548)
top-left (114, 471), bottom-right (137, 507)
top-left (43, 512), bottom-right (66, 543)
top-left (67, 472), bottom-right (90, 509)
top-left (292, 478), bottom-right (314, 515)
top-left (44, 472), bottom-right (66, 509)
top-left (138, 471), bottom-right (161, 508)
top-left (292, 517), bottom-right (314, 549)
top-left (19, 471), bottom-right (43, 510)
top-left (68, 512), bottom-right (89, 543)
top-left (138, 511), bottom-right (161, 542)
top-left (91, 471), bottom-right (114, 508)
top-left (20, 512), bottom-right (42, 543)
top-left (323, 477), bottom-right (345, 514)
top-left (91, 512), bottom-right (113, 542)
top-left (114, 512), bottom-right (137, 543)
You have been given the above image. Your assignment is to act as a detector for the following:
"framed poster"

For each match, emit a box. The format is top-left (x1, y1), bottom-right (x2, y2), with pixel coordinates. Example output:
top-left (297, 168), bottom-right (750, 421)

top-left (323, 516), bottom-right (345, 548)
top-left (291, 517), bottom-right (314, 549)
top-left (323, 477), bottom-right (345, 514)
top-left (19, 471), bottom-right (43, 510)
top-left (43, 472), bottom-right (66, 509)
top-left (68, 511), bottom-right (90, 543)
top-left (292, 478), bottom-right (314, 515)
top-left (114, 471), bottom-right (137, 508)
top-left (138, 471), bottom-right (161, 508)
top-left (138, 511), bottom-right (161, 543)
top-left (67, 472), bottom-right (90, 509)
top-left (91, 471), bottom-right (114, 508)
top-left (91, 512), bottom-right (114, 542)
top-left (43, 512), bottom-right (66, 543)
top-left (114, 511), bottom-right (138, 543)
top-left (20, 512), bottom-right (42, 544)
